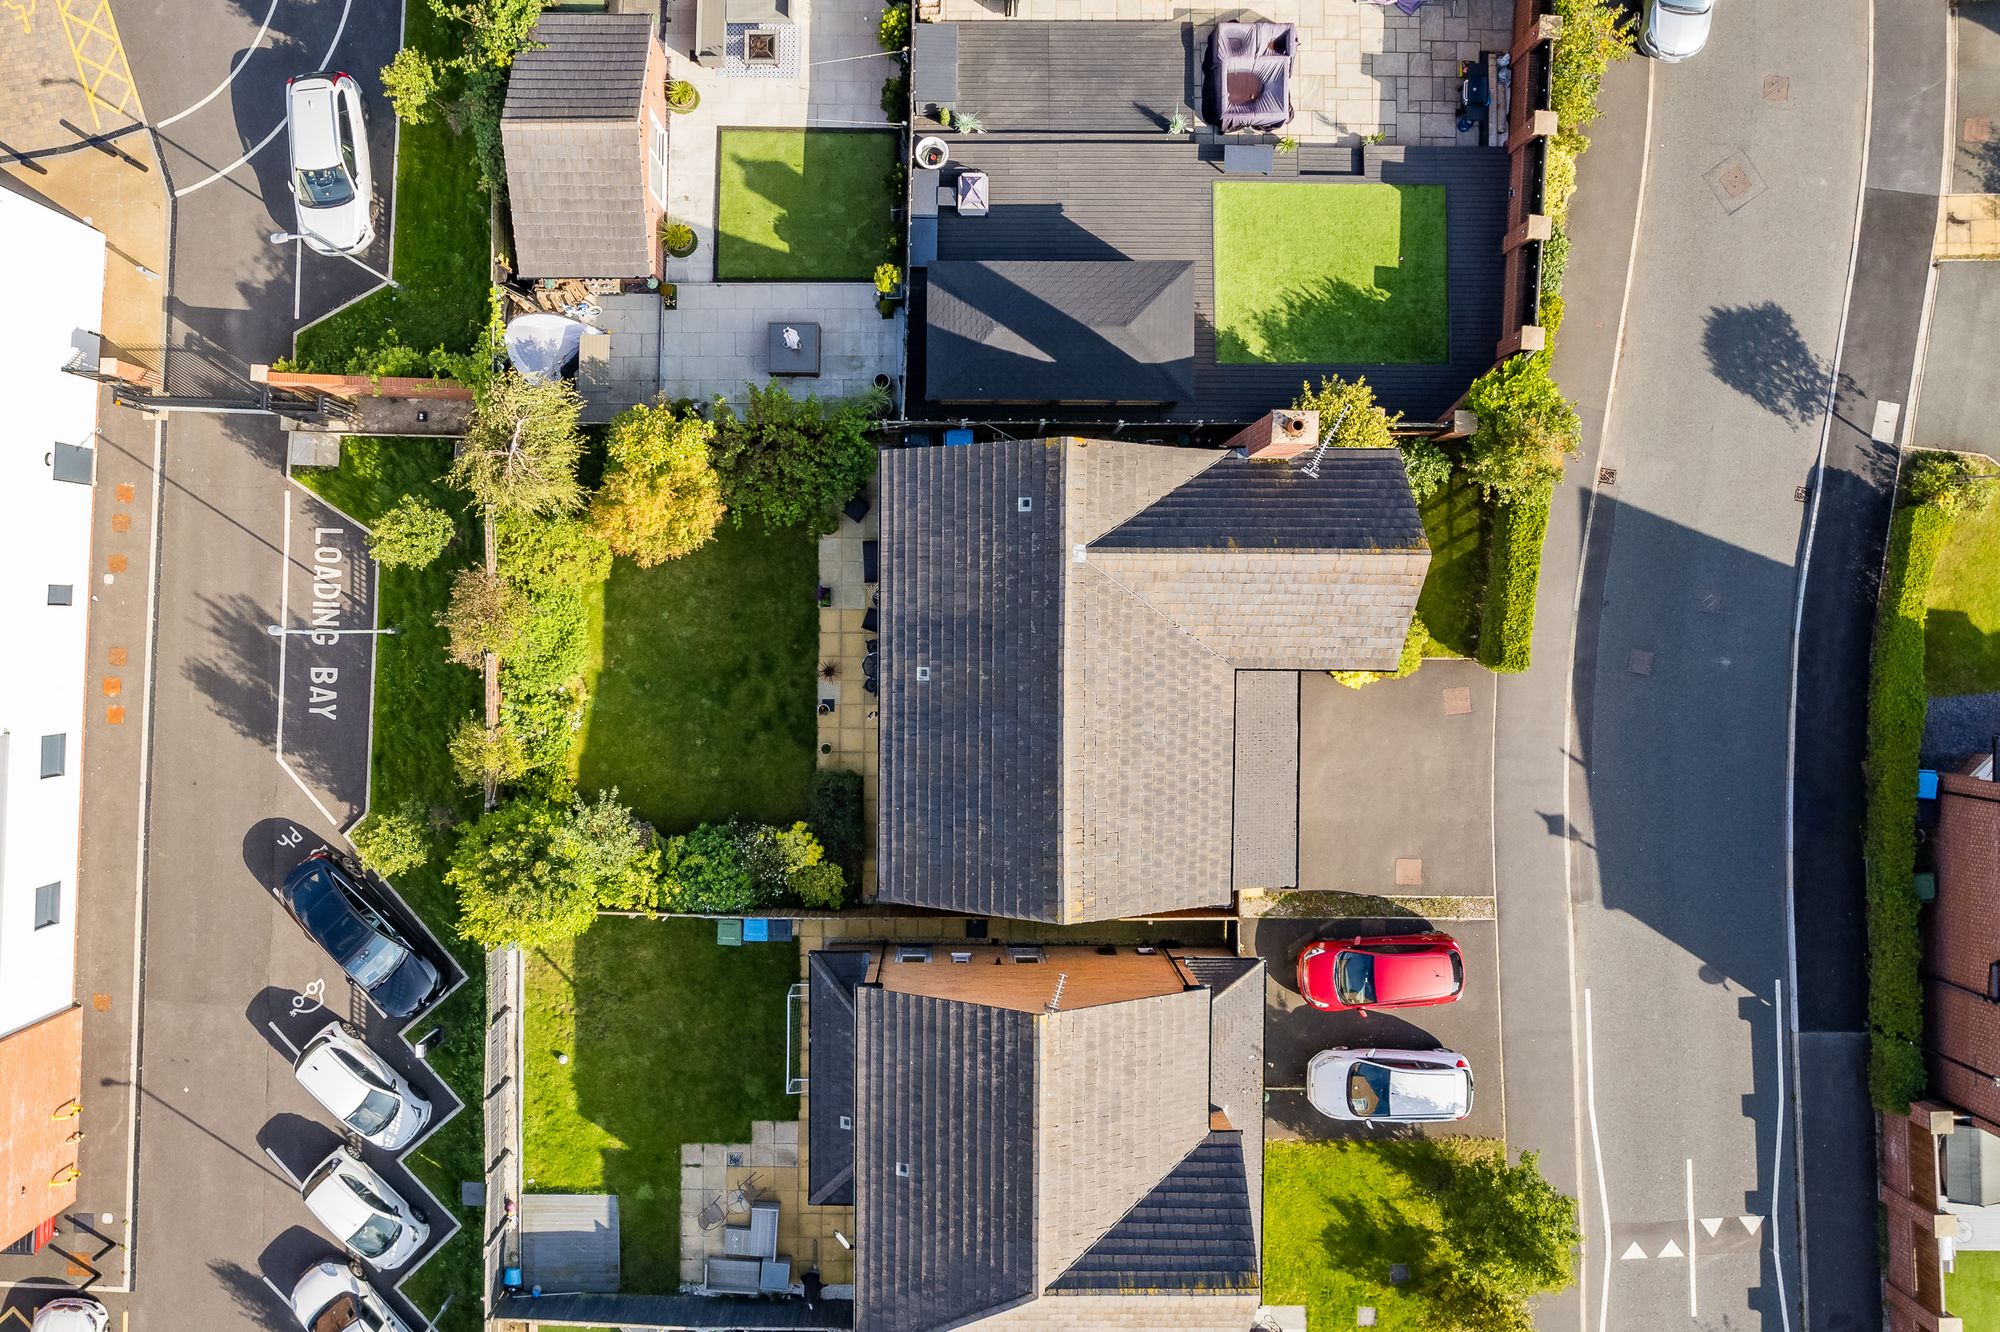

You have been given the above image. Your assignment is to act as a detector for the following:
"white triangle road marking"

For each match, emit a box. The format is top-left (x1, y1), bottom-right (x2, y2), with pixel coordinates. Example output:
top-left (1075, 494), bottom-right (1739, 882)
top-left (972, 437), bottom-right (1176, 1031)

top-left (1620, 1241), bottom-right (1648, 1260)
top-left (1701, 1217), bottom-right (1724, 1238)
top-left (1740, 1215), bottom-right (1764, 1235)
top-left (1657, 1239), bottom-right (1684, 1259)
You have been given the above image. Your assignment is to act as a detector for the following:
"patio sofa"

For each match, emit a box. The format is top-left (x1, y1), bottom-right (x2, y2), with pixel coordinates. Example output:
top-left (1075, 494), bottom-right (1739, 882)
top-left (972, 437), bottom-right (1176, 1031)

top-left (1205, 20), bottom-right (1296, 132)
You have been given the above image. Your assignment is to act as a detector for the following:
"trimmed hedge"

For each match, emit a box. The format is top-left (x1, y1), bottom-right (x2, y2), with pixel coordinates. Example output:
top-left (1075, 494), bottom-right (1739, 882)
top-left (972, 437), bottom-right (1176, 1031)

top-left (1865, 499), bottom-right (1952, 1111)
top-left (1475, 484), bottom-right (1554, 674)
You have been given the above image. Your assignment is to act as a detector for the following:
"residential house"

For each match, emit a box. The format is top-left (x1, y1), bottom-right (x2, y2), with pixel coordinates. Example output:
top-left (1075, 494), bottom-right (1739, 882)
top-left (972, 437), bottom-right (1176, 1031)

top-left (807, 943), bottom-right (1265, 1332)
top-left (0, 184), bottom-right (103, 1252)
top-left (876, 421), bottom-right (1430, 924)
top-left (502, 13), bottom-right (671, 282)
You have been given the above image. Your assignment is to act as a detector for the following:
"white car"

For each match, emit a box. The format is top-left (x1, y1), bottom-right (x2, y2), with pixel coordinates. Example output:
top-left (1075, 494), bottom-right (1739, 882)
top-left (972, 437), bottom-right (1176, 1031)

top-left (1306, 1047), bottom-right (1475, 1123)
top-left (1638, 0), bottom-right (1713, 62)
top-left (295, 1021), bottom-right (431, 1151)
top-left (30, 1298), bottom-right (107, 1332)
top-left (284, 72), bottom-right (374, 254)
top-left (300, 1147), bottom-right (430, 1271)
top-left (289, 1260), bottom-right (417, 1332)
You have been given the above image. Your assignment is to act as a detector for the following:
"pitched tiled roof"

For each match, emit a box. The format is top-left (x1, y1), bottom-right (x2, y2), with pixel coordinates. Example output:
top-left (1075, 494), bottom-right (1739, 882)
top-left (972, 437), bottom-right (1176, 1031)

top-left (1193, 957), bottom-right (1266, 1251)
top-left (854, 988), bottom-right (1037, 1332)
top-left (925, 260), bottom-right (1197, 404)
top-left (1232, 673), bottom-right (1299, 891)
top-left (807, 951), bottom-right (872, 1207)
top-left (879, 438), bottom-right (1426, 922)
top-left (503, 14), bottom-right (652, 120)
top-left (1046, 1131), bottom-right (1259, 1295)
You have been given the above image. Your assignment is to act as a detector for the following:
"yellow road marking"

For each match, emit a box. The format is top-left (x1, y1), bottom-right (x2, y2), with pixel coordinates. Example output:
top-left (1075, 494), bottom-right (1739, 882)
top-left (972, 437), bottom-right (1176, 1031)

top-left (57, 0), bottom-right (142, 129)
top-left (0, 1309), bottom-right (31, 1328)
top-left (4, 0), bottom-right (34, 35)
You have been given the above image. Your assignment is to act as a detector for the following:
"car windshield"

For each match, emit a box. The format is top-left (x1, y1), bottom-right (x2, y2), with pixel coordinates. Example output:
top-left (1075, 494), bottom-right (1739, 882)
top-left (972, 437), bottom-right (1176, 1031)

top-left (1347, 1061), bottom-right (1391, 1116)
top-left (347, 1087), bottom-right (401, 1137)
top-left (1335, 951), bottom-right (1376, 1005)
top-left (347, 1212), bottom-right (402, 1259)
top-left (295, 165), bottom-right (354, 208)
top-left (348, 930), bottom-right (409, 989)
top-left (1660, 0), bottom-right (1712, 12)
top-left (332, 1046), bottom-right (393, 1092)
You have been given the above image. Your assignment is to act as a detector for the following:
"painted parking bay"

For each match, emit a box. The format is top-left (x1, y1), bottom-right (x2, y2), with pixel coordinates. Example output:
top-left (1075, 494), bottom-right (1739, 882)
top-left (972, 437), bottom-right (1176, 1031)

top-left (278, 484), bottom-right (376, 829)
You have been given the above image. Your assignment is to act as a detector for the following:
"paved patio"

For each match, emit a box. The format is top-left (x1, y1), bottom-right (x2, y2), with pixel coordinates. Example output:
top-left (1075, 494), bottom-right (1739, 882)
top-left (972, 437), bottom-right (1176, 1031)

top-left (922, 0), bottom-right (1513, 147)
top-left (816, 485), bottom-right (880, 896)
top-left (677, 1125), bottom-right (857, 1290)
top-left (660, 0), bottom-right (900, 282)
top-left (658, 282), bottom-right (901, 408)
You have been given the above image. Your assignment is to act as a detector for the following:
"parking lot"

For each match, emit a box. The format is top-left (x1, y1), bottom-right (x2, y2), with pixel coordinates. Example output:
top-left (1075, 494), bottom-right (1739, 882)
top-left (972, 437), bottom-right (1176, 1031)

top-left (279, 485), bottom-right (378, 830)
top-left (1250, 915), bottom-right (1503, 1142)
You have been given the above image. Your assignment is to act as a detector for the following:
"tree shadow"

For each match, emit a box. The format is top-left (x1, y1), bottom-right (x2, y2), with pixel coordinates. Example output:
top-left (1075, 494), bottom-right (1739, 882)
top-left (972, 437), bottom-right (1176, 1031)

top-left (1956, 139), bottom-right (2000, 194)
top-left (206, 1257), bottom-right (296, 1331)
top-left (1218, 266), bottom-right (1448, 367)
top-left (720, 131), bottom-right (899, 282)
top-left (182, 587), bottom-right (284, 753)
top-left (1701, 300), bottom-right (1854, 426)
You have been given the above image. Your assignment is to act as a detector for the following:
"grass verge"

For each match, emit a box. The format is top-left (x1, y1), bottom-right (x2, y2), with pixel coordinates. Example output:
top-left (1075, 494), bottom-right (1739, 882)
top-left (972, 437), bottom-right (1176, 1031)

top-left (523, 918), bottom-right (800, 1292)
top-left (295, 438), bottom-right (484, 1332)
top-left (291, 0), bottom-right (491, 371)
top-left (1476, 482), bottom-right (1554, 674)
top-left (1926, 485), bottom-right (2000, 697)
top-left (1416, 473), bottom-right (1487, 659)
top-left (714, 128), bottom-right (899, 281)
top-left (1865, 498), bottom-right (1952, 1110)
top-left (576, 523), bottom-right (818, 831)
top-left (1213, 182), bottom-right (1448, 364)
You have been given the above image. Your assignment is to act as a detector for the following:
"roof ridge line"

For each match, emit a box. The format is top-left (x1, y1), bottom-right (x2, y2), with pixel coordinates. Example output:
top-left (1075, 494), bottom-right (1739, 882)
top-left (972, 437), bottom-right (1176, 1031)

top-left (1075, 555), bottom-right (1233, 667)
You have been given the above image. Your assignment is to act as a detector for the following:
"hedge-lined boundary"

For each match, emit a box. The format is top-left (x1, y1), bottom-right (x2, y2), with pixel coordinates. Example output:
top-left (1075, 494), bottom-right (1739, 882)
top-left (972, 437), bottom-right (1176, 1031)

top-left (1865, 499), bottom-right (1951, 1111)
top-left (1476, 483), bottom-right (1554, 673)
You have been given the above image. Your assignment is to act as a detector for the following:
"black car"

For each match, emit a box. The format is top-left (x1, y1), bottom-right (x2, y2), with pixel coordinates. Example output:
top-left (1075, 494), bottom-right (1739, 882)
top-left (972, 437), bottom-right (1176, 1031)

top-left (278, 853), bottom-right (440, 1019)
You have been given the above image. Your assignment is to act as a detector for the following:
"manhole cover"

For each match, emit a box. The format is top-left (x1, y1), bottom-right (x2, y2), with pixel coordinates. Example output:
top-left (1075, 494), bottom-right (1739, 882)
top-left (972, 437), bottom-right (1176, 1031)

top-left (1966, 115), bottom-right (1993, 144)
top-left (1718, 164), bottom-right (1753, 197)
top-left (1763, 74), bottom-right (1790, 102)
top-left (1441, 686), bottom-right (1472, 716)
top-left (1394, 858), bottom-right (1423, 887)
top-left (1795, 484), bottom-right (1812, 502)
top-left (1704, 151), bottom-right (1768, 214)
top-left (1598, 466), bottom-right (1617, 485)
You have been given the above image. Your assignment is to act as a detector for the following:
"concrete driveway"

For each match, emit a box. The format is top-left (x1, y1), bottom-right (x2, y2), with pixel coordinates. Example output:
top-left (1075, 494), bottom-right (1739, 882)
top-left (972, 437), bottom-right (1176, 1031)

top-left (1250, 916), bottom-right (1502, 1143)
top-left (1299, 662), bottom-right (1495, 899)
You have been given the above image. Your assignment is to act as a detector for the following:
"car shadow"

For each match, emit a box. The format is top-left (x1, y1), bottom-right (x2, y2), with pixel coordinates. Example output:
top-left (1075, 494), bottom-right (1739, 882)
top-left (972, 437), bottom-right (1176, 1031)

top-left (256, 1227), bottom-right (347, 1317)
top-left (242, 816), bottom-right (329, 893)
top-left (257, 1113), bottom-right (344, 1189)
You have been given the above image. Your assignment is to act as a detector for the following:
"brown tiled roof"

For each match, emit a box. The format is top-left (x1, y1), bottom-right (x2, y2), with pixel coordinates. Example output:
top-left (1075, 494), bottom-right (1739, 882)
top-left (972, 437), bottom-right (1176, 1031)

top-left (1925, 773), bottom-right (2000, 996)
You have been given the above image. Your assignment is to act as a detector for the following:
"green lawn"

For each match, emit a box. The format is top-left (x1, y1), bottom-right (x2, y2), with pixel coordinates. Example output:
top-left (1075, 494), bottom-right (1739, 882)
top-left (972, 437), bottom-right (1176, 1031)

top-left (576, 523), bottom-right (818, 832)
top-left (1415, 474), bottom-right (1486, 659)
top-left (1951, 1250), bottom-right (2000, 1329)
top-left (524, 918), bottom-right (801, 1292)
top-left (1926, 489), bottom-right (2000, 696)
top-left (714, 128), bottom-right (898, 281)
top-left (295, 438), bottom-right (484, 1332)
top-left (291, 0), bottom-right (491, 371)
top-left (1213, 182), bottom-right (1448, 365)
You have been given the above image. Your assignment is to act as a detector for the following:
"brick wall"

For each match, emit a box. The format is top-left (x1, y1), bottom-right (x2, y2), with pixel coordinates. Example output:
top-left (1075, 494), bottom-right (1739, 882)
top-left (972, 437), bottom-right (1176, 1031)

top-left (0, 1005), bottom-right (83, 1246)
top-left (642, 33), bottom-right (670, 280)
top-left (1879, 1102), bottom-right (1969, 1332)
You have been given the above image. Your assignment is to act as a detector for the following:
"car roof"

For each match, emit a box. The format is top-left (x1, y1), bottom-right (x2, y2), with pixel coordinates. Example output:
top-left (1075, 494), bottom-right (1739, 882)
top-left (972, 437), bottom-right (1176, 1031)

top-left (1370, 950), bottom-right (1458, 1003)
top-left (289, 78), bottom-right (343, 170)
top-left (296, 1037), bottom-right (372, 1117)
top-left (30, 1304), bottom-right (102, 1332)
top-left (305, 1157), bottom-right (394, 1236)
top-left (1383, 1064), bottom-right (1471, 1118)
top-left (288, 862), bottom-right (377, 967)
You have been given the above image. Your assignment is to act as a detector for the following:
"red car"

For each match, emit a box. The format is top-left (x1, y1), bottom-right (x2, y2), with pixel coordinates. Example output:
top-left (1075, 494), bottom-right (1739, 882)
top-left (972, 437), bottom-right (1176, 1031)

top-left (1296, 933), bottom-right (1465, 1012)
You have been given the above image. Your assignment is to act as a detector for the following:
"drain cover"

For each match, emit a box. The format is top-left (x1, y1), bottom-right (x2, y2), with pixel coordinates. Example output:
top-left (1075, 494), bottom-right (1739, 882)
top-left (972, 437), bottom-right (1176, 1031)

top-left (1704, 151), bottom-right (1768, 214)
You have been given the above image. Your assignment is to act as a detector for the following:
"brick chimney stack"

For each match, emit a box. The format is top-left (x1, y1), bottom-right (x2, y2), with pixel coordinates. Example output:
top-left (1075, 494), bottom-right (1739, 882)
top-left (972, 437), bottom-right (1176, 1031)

top-left (1226, 408), bottom-right (1319, 460)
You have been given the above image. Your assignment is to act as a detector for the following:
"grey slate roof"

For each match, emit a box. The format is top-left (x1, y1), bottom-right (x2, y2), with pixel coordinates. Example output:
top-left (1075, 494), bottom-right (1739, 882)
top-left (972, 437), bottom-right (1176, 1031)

top-left (854, 988), bottom-right (1037, 1332)
top-left (501, 14), bottom-right (655, 279)
top-left (878, 439), bottom-right (1427, 923)
top-left (1232, 673), bottom-right (1299, 891)
top-left (1194, 957), bottom-right (1266, 1252)
top-left (807, 951), bottom-right (871, 1207)
top-left (925, 260), bottom-right (1196, 404)
top-left (1046, 1132), bottom-right (1259, 1295)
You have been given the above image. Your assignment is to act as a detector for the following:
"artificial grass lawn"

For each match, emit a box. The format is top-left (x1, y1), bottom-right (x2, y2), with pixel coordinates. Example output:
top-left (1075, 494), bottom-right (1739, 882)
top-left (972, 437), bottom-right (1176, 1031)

top-left (524, 918), bottom-right (801, 1292)
top-left (1213, 182), bottom-right (1448, 365)
top-left (1926, 487), bottom-right (2000, 696)
top-left (1415, 473), bottom-right (1486, 659)
top-left (295, 438), bottom-right (485, 1332)
top-left (1950, 1249), bottom-right (2000, 1329)
top-left (714, 128), bottom-right (898, 281)
top-left (291, 0), bottom-right (491, 370)
top-left (576, 522), bottom-right (818, 832)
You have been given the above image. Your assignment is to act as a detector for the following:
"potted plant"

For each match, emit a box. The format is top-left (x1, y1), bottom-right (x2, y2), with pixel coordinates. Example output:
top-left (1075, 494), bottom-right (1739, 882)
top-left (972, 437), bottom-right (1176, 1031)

top-left (659, 217), bottom-right (698, 259)
top-left (666, 79), bottom-right (700, 113)
top-left (913, 135), bottom-right (949, 169)
top-left (819, 661), bottom-right (840, 681)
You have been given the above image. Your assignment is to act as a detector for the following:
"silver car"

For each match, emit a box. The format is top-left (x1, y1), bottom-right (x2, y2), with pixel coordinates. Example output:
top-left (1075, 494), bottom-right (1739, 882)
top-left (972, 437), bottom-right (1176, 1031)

top-left (284, 72), bottom-right (374, 254)
top-left (1306, 1047), bottom-right (1475, 1123)
top-left (1638, 0), bottom-right (1714, 63)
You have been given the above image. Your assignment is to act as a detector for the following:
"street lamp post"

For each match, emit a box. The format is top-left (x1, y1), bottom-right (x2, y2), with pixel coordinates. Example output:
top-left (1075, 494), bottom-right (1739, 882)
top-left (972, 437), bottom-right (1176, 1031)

top-left (269, 229), bottom-right (398, 288)
top-left (266, 624), bottom-right (400, 638)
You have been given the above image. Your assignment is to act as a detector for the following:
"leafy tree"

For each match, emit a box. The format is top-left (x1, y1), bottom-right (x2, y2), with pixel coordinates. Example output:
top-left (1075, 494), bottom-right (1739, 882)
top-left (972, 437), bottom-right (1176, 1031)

top-left (431, 0), bottom-right (547, 71)
top-left (710, 383), bottom-right (886, 533)
top-left (660, 823), bottom-right (760, 913)
top-left (450, 371), bottom-right (586, 518)
top-left (1906, 449), bottom-right (1995, 517)
top-left (438, 566), bottom-right (529, 667)
top-left (1461, 354), bottom-right (1581, 503)
top-left (556, 788), bottom-right (660, 909)
top-left (449, 798), bottom-right (596, 949)
top-left (591, 402), bottom-right (727, 566)
top-left (349, 799), bottom-right (432, 878)
top-left (448, 713), bottom-right (529, 789)
top-left (1549, 0), bottom-right (1634, 156)
top-left (381, 47), bottom-right (445, 125)
top-left (369, 496), bottom-right (456, 568)
top-left (1291, 373), bottom-right (1400, 450)
top-left (1417, 1149), bottom-right (1579, 1332)
top-left (1400, 440), bottom-right (1452, 505)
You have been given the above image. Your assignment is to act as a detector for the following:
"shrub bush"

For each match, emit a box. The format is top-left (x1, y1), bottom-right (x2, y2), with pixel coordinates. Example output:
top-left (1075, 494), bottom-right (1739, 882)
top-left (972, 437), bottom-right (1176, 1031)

top-left (878, 1), bottom-right (909, 51)
top-left (590, 401), bottom-right (726, 567)
top-left (880, 72), bottom-right (909, 120)
top-left (448, 790), bottom-right (660, 948)
top-left (439, 567), bottom-right (529, 667)
top-left (790, 861), bottom-right (846, 909)
top-left (1330, 614), bottom-right (1432, 690)
top-left (370, 496), bottom-right (456, 568)
top-left (809, 768), bottom-right (866, 869)
top-left (350, 799), bottom-right (432, 878)
top-left (1864, 499), bottom-right (1952, 1111)
top-left (1291, 373), bottom-right (1400, 450)
top-left (659, 823), bottom-right (761, 913)
top-left (1461, 354), bottom-right (1581, 503)
top-left (1549, 0), bottom-right (1634, 157)
top-left (710, 382), bottom-right (887, 533)
top-left (382, 47), bottom-right (445, 125)
top-left (1476, 485), bottom-right (1553, 675)
top-left (1905, 449), bottom-right (1996, 517)
top-left (449, 713), bottom-right (530, 788)
top-left (1400, 440), bottom-right (1452, 505)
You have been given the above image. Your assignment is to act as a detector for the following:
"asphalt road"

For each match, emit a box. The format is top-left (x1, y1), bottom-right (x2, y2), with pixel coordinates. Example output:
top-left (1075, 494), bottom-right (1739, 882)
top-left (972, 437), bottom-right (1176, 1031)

top-left (1557, 0), bottom-right (1871, 1326)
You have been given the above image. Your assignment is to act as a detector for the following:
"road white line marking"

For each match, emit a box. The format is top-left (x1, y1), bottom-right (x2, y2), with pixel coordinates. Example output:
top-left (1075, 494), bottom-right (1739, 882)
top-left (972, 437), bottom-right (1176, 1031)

top-left (261, 1273), bottom-right (290, 1308)
top-left (277, 490), bottom-right (290, 755)
top-left (1656, 1238), bottom-right (1682, 1259)
top-left (152, 0), bottom-right (280, 128)
top-left (278, 752), bottom-right (341, 827)
top-left (1771, 974), bottom-right (1792, 1332)
top-left (1585, 987), bottom-right (1612, 1332)
top-left (1619, 1242), bottom-right (1645, 1260)
top-left (266, 1020), bottom-right (299, 1058)
top-left (1685, 1157), bottom-right (1697, 1318)
top-left (1701, 1217), bottom-right (1724, 1237)
top-left (171, 0), bottom-right (356, 197)
top-left (263, 1144), bottom-right (302, 1189)
top-left (293, 236), bottom-right (301, 322)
